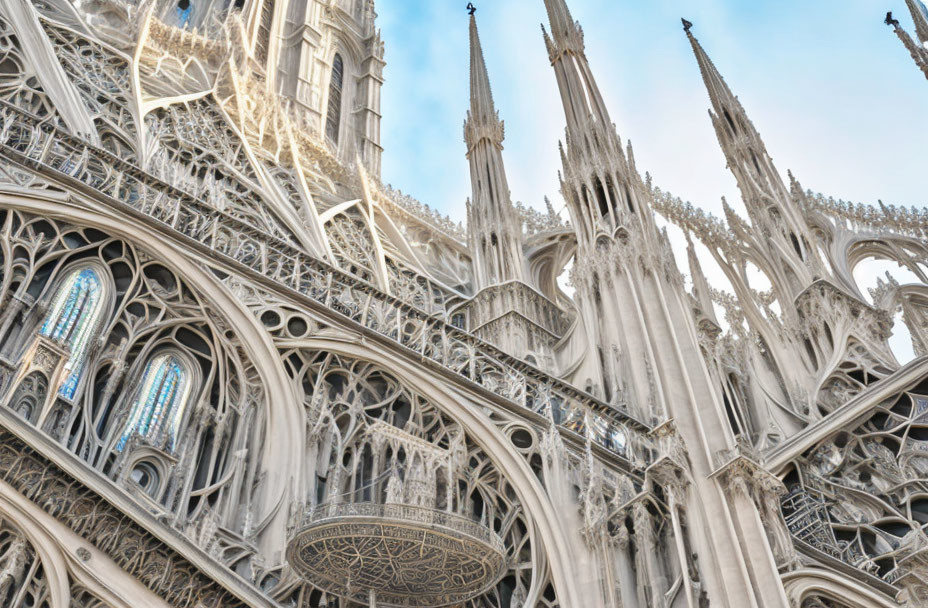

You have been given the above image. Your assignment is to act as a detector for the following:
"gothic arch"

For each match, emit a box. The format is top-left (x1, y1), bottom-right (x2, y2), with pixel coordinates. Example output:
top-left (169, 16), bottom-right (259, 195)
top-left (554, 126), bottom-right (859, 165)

top-left (273, 334), bottom-right (586, 606)
top-left (782, 569), bottom-right (901, 608)
top-left (33, 260), bottom-right (115, 401)
top-left (0, 507), bottom-right (70, 607)
top-left (0, 192), bottom-right (301, 557)
top-left (322, 36), bottom-right (362, 158)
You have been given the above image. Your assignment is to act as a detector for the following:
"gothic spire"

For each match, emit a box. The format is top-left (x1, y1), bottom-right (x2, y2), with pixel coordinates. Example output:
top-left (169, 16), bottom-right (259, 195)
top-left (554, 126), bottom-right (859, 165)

top-left (685, 22), bottom-right (742, 130)
top-left (541, 0), bottom-right (655, 252)
top-left (684, 22), bottom-right (798, 227)
top-left (542, 0), bottom-right (579, 47)
top-left (887, 7), bottom-right (928, 80)
top-left (686, 232), bottom-right (719, 327)
top-left (906, 0), bottom-right (928, 44)
top-left (464, 11), bottom-right (524, 289)
top-left (685, 21), bottom-right (823, 296)
top-left (541, 0), bottom-right (612, 139)
top-left (468, 13), bottom-right (496, 126)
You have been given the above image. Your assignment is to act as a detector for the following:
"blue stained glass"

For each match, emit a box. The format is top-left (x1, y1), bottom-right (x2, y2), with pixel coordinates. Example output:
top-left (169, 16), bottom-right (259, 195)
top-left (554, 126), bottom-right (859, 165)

top-left (40, 267), bottom-right (105, 400)
top-left (176, 4), bottom-right (192, 28)
top-left (117, 353), bottom-right (193, 453)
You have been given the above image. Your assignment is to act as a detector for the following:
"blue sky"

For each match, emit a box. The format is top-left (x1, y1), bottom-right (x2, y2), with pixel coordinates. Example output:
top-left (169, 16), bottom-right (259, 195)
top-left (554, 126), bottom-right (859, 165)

top-left (378, 0), bottom-right (928, 225)
top-left (376, 0), bottom-right (927, 362)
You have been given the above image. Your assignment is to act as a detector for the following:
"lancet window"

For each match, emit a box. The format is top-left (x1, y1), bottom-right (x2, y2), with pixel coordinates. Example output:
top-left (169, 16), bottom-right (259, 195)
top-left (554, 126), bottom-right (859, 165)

top-left (0, 211), bottom-right (267, 570)
top-left (326, 54), bottom-right (344, 145)
top-left (116, 351), bottom-right (195, 453)
top-left (39, 266), bottom-right (106, 400)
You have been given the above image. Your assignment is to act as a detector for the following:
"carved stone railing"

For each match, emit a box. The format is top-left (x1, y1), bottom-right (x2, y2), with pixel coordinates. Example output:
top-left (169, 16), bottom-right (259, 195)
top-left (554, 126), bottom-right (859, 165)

top-left (303, 501), bottom-right (505, 554)
top-left (377, 183), bottom-right (466, 242)
top-left (289, 500), bottom-right (509, 605)
top-left (515, 200), bottom-right (570, 236)
top-left (801, 189), bottom-right (928, 240)
top-left (648, 183), bottom-right (735, 253)
top-left (0, 100), bottom-right (650, 466)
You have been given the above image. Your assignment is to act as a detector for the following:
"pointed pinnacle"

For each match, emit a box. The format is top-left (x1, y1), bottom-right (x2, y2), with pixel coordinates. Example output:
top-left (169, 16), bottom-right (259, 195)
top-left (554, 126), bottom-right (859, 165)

top-left (468, 13), bottom-right (496, 120)
top-left (543, 0), bottom-right (576, 42)
top-left (685, 26), bottom-right (739, 119)
top-left (906, 0), bottom-right (928, 44)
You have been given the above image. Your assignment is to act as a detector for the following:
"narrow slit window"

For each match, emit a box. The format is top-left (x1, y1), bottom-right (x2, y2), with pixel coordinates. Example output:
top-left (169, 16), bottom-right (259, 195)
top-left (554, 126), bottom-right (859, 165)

top-left (326, 54), bottom-right (344, 145)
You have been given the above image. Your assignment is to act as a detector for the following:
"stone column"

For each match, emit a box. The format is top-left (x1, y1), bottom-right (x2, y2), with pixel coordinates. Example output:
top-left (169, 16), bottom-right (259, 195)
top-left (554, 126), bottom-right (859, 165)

top-left (632, 502), bottom-right (666, 608)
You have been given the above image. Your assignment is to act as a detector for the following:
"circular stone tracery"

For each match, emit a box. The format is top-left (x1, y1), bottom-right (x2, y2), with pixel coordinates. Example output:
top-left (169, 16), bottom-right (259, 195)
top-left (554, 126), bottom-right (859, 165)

top-left (286, 503), bottom-right (508, 607)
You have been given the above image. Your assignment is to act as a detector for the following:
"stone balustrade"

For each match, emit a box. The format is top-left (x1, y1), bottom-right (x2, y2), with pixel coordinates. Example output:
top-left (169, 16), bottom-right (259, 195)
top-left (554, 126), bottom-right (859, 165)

top-left (0, 100), bottom-right (651, 467)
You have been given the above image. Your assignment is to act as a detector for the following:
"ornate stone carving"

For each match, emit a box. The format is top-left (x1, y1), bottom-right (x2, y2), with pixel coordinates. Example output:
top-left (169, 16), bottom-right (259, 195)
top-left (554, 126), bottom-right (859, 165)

top-left (0, 427), bottom-right (248, 607)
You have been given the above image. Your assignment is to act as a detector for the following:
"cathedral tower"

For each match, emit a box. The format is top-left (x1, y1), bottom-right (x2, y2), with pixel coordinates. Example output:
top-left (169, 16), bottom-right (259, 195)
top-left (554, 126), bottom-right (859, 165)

top-left (460, 11), bottom-right (567, 370)
top-left (544, 2), bottom-right (793, 605)
top-left (254, 0), bottom-right (385, 175)
top-left (464, 13), bottom-right (524, 291)
top-left (686, 23), bottom-right (823, 298)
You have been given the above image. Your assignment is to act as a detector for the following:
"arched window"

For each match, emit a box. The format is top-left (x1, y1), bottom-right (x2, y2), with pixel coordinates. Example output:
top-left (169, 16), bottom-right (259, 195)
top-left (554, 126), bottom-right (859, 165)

top-left (326, 53), bottom-right (344, 145)
top-left (176, 0), bottom-right (192, 28)
top-left (116, 352), bottom-right (194, 453)
top-left (40, 266), bottom-right (106, 400)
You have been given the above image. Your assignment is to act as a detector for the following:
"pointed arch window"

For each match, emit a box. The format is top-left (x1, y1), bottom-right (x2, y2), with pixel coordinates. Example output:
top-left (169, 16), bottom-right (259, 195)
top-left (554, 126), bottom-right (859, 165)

top-left (326, 53), bottom-right (344, 145)
top-left (175, 0), bottom-right (193, 28)
top-left (40, 266), bottom-right (106, 400)
top-left (116, 352), bottom-right (194, 453)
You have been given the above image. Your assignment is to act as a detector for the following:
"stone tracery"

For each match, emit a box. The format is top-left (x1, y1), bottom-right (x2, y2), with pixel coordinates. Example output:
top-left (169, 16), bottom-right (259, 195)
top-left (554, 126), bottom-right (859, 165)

top-left (0, 0), bottom-right (922, 606)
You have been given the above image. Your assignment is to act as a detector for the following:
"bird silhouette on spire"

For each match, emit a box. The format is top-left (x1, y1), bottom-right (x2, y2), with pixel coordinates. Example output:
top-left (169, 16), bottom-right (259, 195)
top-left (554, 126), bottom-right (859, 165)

top-left (467, 3), bottom-right (476, 16)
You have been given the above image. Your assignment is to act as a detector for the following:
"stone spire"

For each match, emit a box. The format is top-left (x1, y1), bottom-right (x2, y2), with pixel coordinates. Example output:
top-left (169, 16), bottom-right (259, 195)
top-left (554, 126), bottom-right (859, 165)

top-left (464, 13), bottom-right (524, 290)
top-left (542, 0), bottom-right (656, 252)
top-left (685, 22), bottom-right (811, 265)
top-left (541, 0), bottom-right (611, 140)
top-left (887, 7), bottom-right (928, 80)
top-left (686, 233), bottom-right (719, 327)
top-left (467, 13), bottom-right (495, 126)
top-left (542, 0), bottom-right (577, 44)
top-left (906, 0), bottom-right (928, 44)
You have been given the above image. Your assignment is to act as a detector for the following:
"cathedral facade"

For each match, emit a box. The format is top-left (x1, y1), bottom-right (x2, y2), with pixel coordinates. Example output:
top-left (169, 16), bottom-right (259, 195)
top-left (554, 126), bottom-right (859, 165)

top-left (0, 0), bottom-right (926, 606)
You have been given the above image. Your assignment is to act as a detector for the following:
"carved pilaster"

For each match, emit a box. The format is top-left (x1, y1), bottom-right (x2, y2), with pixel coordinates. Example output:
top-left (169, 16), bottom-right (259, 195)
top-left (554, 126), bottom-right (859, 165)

top-left (715, 453), bottom-right (799, 571)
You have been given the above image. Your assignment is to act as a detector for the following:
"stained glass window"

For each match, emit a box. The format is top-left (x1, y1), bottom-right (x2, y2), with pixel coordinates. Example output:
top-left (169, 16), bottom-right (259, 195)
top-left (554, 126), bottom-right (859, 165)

top-left (176, 0), bottom-right (192, 28)
top-left (40, 266), bottom-right (105, 400)
top-left (116, 352), bottom-right (193, 453)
